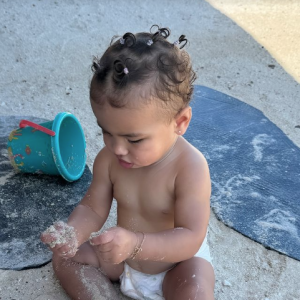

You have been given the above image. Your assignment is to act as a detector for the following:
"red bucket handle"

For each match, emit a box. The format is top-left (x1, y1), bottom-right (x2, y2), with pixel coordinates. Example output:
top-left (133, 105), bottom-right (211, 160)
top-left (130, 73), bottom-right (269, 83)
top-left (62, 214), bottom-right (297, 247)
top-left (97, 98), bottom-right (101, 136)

top-left (19, 120), bottom-right (56, 136)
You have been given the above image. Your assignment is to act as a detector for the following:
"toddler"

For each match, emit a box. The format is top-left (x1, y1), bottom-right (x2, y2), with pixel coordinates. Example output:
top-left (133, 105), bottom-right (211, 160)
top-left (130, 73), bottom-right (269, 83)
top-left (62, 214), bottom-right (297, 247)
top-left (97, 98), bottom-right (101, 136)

top-left (41, 25), bottom-right (215, 300)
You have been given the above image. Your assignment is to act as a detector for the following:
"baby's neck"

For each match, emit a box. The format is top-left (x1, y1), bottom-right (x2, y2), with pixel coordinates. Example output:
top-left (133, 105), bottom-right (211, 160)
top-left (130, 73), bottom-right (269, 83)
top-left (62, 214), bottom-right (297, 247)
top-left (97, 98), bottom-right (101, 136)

top-left (150, 136), bottom-right (179, 167)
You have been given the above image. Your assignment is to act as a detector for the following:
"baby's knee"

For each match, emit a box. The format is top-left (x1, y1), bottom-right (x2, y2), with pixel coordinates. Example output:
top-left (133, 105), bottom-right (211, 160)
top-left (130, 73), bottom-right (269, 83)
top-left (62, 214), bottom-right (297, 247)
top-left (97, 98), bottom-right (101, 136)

top-left (52, 252), bottom-right (64, 269)
top-left (51, 253), bottom-right (70, 276)
top-left (51, 253), bottom-right (76, 269)
top-left (172, 279), bottom-right (214, 300)
top-left (187, 280), bottom-right (214, 300)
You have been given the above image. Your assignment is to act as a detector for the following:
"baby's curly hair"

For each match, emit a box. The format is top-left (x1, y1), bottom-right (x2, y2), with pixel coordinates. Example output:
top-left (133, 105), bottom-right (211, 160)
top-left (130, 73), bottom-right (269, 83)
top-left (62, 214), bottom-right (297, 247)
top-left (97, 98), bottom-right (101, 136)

top-left (90, 25), bottom-right (197, 121)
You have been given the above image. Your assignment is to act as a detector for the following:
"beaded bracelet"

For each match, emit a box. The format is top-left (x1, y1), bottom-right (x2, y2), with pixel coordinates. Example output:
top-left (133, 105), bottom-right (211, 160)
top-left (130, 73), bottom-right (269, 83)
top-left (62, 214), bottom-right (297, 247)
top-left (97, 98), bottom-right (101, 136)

top-left (130, 232), bottom-right (145, 260)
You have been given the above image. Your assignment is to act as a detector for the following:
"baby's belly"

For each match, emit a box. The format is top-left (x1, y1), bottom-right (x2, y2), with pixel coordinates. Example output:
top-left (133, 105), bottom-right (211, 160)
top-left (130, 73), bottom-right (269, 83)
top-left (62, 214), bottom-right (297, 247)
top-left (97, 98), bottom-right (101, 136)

top-left (126, 259), bottom-right (176, 275)
top-left (118, 212), bottom-right (176, 275)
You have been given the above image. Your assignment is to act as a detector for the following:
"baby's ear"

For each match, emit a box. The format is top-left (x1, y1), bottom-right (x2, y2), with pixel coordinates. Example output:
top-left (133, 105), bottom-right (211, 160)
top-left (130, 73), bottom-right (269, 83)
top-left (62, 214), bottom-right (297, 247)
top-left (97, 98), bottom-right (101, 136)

top-left (174, 106), bottom-right (192, 136)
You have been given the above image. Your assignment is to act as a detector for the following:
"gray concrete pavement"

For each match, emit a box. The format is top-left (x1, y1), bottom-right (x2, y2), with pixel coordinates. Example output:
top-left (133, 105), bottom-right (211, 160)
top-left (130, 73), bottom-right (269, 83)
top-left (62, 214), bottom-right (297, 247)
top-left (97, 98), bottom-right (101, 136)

top-left (1, 1), bottom-right (299, 299)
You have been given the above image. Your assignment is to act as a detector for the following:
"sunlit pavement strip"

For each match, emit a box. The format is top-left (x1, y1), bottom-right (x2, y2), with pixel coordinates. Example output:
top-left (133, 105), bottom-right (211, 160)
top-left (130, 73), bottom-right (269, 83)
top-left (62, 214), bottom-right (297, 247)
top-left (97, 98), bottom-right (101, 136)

top-left (205, 0), bottom-right (300, 84)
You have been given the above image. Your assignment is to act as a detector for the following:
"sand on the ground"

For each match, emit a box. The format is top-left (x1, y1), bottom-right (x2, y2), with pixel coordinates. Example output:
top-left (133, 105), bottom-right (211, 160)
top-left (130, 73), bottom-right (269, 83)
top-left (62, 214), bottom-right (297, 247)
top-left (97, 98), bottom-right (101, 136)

top-left (206, 0), bottom-right (300, 84)
top-left (0, 1), bottom-right (299, 299)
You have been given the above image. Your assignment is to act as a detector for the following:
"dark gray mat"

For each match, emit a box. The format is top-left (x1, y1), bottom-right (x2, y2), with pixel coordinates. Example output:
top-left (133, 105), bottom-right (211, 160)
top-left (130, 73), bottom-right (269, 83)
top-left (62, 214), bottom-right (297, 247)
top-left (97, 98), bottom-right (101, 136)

top-left (186, 85), bottom-right (300, 261)
top-left (0, 116), bottom-right (92, 270)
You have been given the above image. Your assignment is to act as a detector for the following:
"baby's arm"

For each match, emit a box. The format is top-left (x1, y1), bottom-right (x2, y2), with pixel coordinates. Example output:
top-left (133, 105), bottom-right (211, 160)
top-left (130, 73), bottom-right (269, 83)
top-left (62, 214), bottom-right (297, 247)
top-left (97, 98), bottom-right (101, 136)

top-left (41, 147), bottom-right (113, 255)
top-left (67, 147), bottom-right (113, 245)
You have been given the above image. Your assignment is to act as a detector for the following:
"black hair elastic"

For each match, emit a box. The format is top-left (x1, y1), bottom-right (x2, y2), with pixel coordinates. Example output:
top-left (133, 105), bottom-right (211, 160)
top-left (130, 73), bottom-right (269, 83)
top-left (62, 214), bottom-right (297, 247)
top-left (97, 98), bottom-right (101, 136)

top-left (173, 35), bottom-right (188, 49)
top-left (91, 59), bottom-right (101, 73)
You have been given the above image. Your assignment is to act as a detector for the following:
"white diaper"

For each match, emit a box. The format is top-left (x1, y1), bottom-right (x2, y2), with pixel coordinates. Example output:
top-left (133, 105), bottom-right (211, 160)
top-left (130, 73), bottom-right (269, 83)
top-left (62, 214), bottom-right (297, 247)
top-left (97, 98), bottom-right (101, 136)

top-left (120, 263), bottom-right (167, 300)
top-left (194, 233), bottom-right (213, 265)
top-left (119, 234), bottom-right (213, 300)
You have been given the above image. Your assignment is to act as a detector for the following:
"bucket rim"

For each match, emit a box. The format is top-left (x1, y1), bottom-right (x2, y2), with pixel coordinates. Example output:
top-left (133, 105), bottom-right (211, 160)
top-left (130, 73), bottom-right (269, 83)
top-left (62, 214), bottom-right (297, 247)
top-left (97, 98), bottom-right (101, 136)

top-left (51, 112), bottom-right (86, 182)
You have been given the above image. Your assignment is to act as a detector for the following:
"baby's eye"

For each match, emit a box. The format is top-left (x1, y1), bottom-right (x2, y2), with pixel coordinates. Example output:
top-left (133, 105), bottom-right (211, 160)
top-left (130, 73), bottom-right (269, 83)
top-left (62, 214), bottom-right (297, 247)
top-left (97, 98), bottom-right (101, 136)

top-left (129, 139), bottom-right (143, 144)
top-left (102, 130), bottom-right (111, 136)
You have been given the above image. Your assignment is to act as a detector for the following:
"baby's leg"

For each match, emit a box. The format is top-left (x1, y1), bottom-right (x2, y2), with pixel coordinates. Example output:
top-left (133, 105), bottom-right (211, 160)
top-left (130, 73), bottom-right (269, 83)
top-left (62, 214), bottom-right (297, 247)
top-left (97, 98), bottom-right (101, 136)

top-left (52, 242), bottom-right (124, 300)
top-left (162, 257), bottom-right (215, 300)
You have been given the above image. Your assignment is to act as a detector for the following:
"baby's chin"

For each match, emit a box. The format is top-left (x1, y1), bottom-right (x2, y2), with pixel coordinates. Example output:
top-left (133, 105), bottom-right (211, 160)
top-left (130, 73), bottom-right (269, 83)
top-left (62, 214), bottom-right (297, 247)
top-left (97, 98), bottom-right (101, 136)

top-left (131, 163), bottom-right (149, 169)
top-left (131, 160), bottom-right (156, 168)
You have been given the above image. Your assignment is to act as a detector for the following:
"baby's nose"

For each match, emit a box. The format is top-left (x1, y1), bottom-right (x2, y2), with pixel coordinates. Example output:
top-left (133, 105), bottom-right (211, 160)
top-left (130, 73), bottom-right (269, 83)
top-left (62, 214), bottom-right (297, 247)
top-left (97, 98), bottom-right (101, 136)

top-left (113, 142), bottom-right (128, 156)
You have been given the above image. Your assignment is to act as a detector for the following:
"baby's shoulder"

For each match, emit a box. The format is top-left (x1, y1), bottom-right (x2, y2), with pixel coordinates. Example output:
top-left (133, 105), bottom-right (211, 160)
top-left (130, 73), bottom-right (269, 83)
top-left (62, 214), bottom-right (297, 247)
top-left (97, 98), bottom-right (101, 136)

top-left (174, 139), bottom-right (210, 181)
top-left (174, 139), bottom-right (210, 188)
top-left (178, 139), bottom-right (208, 168)
top-left (93, 146), bottom-right (115, 169)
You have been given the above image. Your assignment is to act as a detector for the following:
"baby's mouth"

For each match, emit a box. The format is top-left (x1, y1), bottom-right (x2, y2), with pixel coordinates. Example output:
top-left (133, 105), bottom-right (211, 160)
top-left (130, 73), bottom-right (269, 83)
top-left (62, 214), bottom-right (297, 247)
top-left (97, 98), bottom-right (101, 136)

top-left (118, 158), bottom-right (133, 169)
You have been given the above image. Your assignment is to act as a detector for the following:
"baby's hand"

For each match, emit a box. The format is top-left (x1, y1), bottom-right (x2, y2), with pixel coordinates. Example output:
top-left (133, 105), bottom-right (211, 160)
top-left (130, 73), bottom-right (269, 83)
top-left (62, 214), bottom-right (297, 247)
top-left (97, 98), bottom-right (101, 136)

top-left (40, 221), bottom-right (79, 258)
top-left (89, 227), bottom-right (136, 264)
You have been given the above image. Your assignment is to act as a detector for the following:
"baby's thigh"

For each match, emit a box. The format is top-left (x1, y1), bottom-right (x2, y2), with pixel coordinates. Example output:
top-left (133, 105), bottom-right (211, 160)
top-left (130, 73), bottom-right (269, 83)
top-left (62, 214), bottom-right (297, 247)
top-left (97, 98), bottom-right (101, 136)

top-left (73, 242), bottom-right (124, 281)
top-left (162, 257), bottom-right (215, 300)
top-left (72, 241), bottom-right (100, 267)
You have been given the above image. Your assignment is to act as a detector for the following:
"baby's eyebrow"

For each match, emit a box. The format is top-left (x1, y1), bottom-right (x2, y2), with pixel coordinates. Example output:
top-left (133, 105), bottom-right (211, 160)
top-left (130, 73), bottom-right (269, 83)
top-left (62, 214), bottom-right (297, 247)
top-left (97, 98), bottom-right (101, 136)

top-left (120, 133), bottom-right (143, 138)
top-left (96, 121), bottom-right (143, 138)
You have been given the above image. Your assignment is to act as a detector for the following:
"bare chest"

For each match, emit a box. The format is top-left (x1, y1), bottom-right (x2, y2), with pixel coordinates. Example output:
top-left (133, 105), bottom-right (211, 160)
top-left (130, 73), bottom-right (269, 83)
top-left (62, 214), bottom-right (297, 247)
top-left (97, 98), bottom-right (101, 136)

top-left (111, 164), bottom-right (176, 228)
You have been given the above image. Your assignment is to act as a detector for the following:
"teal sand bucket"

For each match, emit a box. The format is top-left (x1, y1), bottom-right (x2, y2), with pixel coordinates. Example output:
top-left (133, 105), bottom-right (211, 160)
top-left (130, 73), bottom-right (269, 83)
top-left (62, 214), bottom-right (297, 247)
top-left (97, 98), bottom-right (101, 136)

top-left (7, 112), bottom-right (86, 182)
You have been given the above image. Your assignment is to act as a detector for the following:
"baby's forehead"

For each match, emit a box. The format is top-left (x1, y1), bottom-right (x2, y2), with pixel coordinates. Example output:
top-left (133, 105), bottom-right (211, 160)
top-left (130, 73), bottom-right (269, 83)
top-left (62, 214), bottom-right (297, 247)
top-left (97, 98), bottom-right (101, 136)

top-left (121, 95), bottom-right (174, 124)
top-left (94, 99), bottom-right (172, 130)
top-left (95, 103), bottom-right (171, 137)
top-left (90, 81), bottom-right (176, 123)
top-left (107, 95), bottom-right (164, 117)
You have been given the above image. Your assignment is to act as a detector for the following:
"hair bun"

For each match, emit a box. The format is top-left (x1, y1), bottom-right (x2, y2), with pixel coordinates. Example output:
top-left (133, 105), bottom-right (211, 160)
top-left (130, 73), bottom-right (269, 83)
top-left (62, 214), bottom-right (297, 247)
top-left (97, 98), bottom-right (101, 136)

top-left (120, 32), bottom-right (136, 47)
top-left (150, 25), bottom-right (171, 40)
top-left (114, 59), bottom-right (126, 74)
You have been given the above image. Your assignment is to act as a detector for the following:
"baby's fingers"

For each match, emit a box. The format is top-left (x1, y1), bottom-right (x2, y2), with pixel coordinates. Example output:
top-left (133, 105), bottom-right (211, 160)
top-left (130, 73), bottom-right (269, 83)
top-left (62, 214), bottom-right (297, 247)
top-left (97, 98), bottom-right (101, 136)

top-left (40, 230), bottom-right (60, 247)
top-left (89, 229), bottom-right (115, 246)
top-left (41, 222), bottom-right (77, 248)
top-left (56, 244), bottom-right (78, 258)
top-left (53, 221), bottom-right (67, 232)
top-left (41, 227), bottom-right (65, 249)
